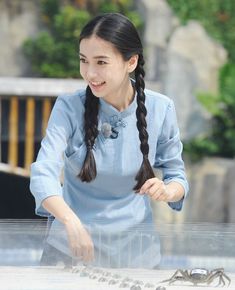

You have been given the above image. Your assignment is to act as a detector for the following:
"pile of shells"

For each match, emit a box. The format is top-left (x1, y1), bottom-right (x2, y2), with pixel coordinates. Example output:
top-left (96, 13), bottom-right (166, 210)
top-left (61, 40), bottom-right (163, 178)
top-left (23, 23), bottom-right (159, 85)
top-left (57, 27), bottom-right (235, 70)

top-left (71, 265), bottom-right (166, 290)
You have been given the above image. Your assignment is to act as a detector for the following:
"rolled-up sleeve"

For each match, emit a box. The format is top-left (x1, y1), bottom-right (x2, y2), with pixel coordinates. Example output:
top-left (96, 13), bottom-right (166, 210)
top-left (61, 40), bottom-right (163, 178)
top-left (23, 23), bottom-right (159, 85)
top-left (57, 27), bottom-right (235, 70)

top-left (30, 95), bottom-right (73, 216)
top-left (153, 99), bottom-right (189, 211)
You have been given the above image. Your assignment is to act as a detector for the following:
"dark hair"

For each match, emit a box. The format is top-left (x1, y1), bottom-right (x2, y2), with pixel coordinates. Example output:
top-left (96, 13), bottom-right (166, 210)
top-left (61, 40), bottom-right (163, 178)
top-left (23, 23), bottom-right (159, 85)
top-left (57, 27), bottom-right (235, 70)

top-left (78, 13), bottom-right (155, 190)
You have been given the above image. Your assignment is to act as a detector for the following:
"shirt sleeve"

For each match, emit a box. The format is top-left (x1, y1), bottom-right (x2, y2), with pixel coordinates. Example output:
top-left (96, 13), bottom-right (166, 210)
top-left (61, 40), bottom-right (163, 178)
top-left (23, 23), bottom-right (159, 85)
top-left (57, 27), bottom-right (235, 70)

top-left (29, 95), bottom-right (74, 217)
top-left (153, 99), bottom-right (189, 211)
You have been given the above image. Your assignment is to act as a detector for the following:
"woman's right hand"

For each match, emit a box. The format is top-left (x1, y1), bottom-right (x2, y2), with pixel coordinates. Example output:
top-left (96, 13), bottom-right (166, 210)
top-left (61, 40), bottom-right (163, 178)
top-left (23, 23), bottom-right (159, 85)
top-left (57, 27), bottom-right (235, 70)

top-left (64, 216), bottom-right (94, 263)
top-left (41, 196), bottom-right (94, 263)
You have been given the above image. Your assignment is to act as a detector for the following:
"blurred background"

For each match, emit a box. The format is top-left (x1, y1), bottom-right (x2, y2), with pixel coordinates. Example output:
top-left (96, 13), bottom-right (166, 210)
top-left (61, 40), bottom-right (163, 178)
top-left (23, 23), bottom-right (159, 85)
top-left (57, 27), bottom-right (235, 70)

top-left (0, 0), bottom-right (235, 225)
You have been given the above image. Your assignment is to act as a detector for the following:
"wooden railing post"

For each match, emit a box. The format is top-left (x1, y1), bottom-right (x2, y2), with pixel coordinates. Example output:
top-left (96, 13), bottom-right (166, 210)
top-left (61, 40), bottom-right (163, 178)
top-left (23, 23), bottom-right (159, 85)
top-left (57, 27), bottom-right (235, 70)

top-left (42, 98), bottom-right (51, 137)
top-left (8, 96), bottom-right (18, 167)
top-left (24, 97), bottom-right (35, 170)
top-left (0, 98), bottom-right (2, 162)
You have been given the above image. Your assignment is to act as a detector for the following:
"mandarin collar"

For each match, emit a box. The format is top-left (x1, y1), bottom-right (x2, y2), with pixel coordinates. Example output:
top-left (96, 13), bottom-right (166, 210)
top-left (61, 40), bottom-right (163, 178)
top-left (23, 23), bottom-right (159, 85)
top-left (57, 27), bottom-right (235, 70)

top-left (99, 93), bottom-right (137, 119)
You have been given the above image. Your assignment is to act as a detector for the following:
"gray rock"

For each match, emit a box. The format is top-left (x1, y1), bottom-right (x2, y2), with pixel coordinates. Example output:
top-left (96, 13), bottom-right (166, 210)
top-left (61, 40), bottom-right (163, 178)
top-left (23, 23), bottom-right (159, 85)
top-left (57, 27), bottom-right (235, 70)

top-left (138, 0), bottom-right (227, 140)
top-left (164, 21), bottom-right (227, 140)
top-left (184, 157), bottom-right (235, 223)
top-left (0, 0), bottom-right (42, 76)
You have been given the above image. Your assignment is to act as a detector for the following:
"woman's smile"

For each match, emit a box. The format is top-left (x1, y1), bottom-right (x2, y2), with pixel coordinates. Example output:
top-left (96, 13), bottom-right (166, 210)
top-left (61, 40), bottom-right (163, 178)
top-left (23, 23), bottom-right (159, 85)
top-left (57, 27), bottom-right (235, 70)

top-left (89, 80), bottom-right (106, 91)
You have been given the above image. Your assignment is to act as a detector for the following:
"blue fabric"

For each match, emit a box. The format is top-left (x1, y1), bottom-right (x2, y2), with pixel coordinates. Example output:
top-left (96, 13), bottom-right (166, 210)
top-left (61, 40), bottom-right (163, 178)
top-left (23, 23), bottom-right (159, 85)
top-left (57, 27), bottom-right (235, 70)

top-left (30, 87), bottom-right (189, 268)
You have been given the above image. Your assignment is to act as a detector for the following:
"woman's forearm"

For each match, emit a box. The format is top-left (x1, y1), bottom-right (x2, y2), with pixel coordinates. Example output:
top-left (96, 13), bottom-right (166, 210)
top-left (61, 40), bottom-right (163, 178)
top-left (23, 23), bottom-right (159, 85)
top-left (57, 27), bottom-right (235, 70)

top-left (42, 196), bottom-right (81, 225)
top-left (42, 195), bottom-right (94, 262)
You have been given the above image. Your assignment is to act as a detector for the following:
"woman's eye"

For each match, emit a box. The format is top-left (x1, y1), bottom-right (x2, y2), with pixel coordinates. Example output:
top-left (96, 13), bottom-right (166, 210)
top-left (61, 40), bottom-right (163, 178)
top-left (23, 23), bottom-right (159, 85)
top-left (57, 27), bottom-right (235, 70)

top-left (79, 58), bottom-right (87, 63)
top-left (97, 60), bottom-right (107, 65)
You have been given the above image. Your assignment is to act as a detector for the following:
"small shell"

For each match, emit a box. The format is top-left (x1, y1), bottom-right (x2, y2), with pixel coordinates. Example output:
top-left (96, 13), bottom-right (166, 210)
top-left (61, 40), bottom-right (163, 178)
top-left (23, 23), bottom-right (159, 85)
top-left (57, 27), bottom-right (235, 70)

top-left (98, 277), bottom-right (108, 282)
top-left (80, 271), bottom-right (89, 277)
top-left (109, 279), bottom-right (119, 285)
top-left (123, 277), bottom-right (133, 282)
top-left (72, 268), bottom-right (80, 273)
top-left (119, 282), bottom-right (130, 288)
top-left (130, 285), bottom-right (142, 290)
top-left (133, 280), bottom-right (144, 285)
top-left (144, 282), bottom-right (155, 288)
top-left (93, 268), bottom-right (103, 274)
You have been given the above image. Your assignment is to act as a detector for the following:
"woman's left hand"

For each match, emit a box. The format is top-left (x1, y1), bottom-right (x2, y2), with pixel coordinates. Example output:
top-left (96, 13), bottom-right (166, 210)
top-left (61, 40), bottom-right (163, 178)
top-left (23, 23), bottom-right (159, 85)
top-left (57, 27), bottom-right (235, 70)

top-left (138, 177), bottom-right (170, 201)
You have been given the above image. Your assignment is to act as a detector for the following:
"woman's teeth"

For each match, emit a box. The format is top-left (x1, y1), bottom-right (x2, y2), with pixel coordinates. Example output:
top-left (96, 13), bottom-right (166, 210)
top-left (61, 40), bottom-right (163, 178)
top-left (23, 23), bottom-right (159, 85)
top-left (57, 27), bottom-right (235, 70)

top-left (91, 81), bottom-right (105, 86)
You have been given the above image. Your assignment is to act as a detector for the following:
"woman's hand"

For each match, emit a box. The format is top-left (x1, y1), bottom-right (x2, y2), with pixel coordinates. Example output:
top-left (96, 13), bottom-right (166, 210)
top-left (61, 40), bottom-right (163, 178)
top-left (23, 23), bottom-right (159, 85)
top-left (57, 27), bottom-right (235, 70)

top-left (42, 196), bottom-right (94, 263)
top-left (138, 177), bottom-right (169, 201)
top-left (138, 177), bottom-right (185, 202)
top-left (64, 216), bottom-right (94, 263)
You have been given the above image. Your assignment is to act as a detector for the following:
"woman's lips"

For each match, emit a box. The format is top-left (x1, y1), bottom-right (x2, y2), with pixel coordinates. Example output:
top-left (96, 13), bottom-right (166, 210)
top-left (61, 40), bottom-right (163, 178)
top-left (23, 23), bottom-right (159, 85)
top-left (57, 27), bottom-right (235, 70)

top-left (89, 81), bottom-right (106, 91)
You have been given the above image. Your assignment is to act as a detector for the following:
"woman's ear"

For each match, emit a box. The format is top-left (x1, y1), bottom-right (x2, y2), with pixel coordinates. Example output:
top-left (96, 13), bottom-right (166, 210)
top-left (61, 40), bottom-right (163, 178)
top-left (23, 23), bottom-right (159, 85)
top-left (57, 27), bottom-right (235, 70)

top-left (127, 55), bottom-right (139, 73)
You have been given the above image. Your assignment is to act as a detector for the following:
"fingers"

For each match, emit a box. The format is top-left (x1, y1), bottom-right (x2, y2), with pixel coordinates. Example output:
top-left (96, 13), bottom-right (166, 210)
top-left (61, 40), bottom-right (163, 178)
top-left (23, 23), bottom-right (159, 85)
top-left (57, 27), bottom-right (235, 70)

top-left (138, 178), bottom-right (168, 201)
top-left (66, 223), bottom-right (94, 263)
top-left (72, 242), bottom-right (94, 263)
top-left (82, 243), bottom-right (94, 263)
top-left (149, 186), bottom-right (167, 201)
top-left (139, 178), bottom-right (156, 194)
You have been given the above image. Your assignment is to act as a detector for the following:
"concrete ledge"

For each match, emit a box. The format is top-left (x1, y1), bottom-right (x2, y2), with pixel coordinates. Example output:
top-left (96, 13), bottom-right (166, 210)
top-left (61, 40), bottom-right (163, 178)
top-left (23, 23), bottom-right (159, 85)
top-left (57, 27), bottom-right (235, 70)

top-left (0, 77), bottom-right (161, 97)
top-left (0, 77), bottom-right (87, 97)
top-left (0, 163), bottom-right (29, 177)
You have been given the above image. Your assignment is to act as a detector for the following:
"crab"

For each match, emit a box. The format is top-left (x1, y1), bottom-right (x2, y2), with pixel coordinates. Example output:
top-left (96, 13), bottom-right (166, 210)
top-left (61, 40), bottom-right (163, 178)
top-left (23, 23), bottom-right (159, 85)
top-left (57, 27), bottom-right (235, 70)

top-left (160, 268), bottom-right (231, 287)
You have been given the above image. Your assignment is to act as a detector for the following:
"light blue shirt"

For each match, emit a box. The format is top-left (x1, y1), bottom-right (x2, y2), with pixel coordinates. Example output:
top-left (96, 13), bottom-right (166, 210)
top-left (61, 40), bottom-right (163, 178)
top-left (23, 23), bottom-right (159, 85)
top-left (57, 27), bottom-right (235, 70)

top-left (30, 87), bottom-right (189, 268)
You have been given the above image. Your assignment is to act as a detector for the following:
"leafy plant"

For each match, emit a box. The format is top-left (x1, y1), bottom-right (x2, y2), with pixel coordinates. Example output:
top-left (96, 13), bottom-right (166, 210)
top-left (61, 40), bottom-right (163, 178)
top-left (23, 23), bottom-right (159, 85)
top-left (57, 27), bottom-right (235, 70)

top-left (23, 0), bottom-right (143, 78)
top-left (99, 0), bottom-right (143, 30)
top-left (183, 63), bottom-right (235, 161)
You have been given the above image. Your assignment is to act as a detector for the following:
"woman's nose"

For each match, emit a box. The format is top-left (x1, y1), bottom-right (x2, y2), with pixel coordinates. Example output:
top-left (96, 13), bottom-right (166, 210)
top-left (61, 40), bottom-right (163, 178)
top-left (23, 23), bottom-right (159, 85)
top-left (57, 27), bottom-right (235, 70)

top-left (86, 66), bottom-right (98, 79)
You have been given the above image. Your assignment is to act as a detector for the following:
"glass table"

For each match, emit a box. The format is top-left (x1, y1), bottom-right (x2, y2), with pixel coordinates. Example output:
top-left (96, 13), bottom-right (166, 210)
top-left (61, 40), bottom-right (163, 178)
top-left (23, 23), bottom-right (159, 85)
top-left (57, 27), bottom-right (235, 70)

top-left (0, 220), bottom-right (234, 289)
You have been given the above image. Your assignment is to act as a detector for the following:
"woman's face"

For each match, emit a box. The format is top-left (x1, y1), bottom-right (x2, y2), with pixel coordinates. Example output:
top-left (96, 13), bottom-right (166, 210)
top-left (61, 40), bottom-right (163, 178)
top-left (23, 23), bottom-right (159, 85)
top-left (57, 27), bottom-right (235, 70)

top-left (79, 35), bottom-right (136, 101)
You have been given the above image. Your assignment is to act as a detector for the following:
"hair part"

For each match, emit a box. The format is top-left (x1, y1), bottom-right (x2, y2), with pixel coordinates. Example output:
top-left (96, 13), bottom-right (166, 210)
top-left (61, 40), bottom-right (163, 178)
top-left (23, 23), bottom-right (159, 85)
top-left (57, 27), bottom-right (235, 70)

top-left (78, 13), bottom-right (155, 190)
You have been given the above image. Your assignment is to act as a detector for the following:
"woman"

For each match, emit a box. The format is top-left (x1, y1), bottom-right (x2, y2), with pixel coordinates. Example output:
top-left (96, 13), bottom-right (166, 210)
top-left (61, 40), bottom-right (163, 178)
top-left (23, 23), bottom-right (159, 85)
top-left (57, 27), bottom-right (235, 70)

top-left (30, 12), bottom-right (189, 269)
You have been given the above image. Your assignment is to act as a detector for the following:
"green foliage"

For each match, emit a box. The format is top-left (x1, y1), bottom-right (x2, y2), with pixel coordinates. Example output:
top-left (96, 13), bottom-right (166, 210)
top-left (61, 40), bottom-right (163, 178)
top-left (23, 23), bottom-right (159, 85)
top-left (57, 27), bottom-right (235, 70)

top-left (183, 137), bottom-right (219, 162)
top-left (184, 63), bottom-right (235, 161)
top-left (98, 0), bottom-right (143, 30)
top-left (23, 0), bottom-right (143, 78)
top-left (23, 4), bottom-right (90, 78)
top-left (40, 0), bottom-right (60, 21)
top-left (167, 0), bottom-right (235, 160)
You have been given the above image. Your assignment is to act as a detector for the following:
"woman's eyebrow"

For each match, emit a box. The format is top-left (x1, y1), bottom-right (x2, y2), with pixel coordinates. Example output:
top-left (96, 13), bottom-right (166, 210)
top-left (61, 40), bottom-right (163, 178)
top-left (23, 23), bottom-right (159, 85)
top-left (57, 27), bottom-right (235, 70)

top-left (79, 52), bottom-right (110, 59)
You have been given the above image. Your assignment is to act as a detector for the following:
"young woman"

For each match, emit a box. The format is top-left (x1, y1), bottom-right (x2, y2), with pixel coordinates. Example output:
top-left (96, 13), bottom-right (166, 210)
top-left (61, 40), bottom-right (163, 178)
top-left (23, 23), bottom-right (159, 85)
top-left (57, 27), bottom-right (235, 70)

top-left (30, 12), bottom-right (189, 268)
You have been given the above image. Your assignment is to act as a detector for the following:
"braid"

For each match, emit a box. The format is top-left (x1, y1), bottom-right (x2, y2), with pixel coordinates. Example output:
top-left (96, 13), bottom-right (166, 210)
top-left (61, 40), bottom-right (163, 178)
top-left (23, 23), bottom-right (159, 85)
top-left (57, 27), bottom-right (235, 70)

top-left (133, 54), bottom-right (155, 191)
top-left (78, 86), bottom-right (99, 182)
